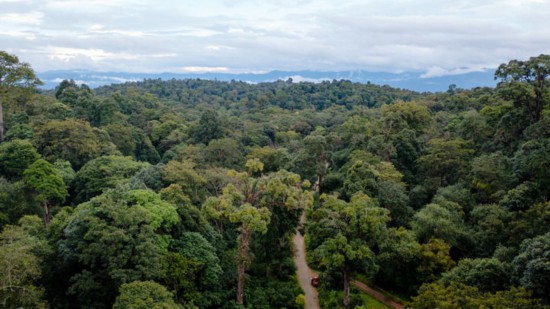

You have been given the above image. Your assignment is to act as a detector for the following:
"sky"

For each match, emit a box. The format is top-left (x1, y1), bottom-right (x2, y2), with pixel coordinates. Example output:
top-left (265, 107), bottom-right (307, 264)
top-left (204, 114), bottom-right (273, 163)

top-left (1, 0), bottom-right (549, 77)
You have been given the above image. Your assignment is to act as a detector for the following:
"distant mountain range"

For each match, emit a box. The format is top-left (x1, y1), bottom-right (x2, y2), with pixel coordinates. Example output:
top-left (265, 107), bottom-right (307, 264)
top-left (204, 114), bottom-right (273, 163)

top-left (37, 69), bottom-right (497, 92)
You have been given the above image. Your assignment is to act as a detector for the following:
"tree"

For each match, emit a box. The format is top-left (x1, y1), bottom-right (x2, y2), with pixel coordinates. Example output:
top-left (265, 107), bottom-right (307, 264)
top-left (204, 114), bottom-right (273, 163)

top-left (162, 160), bottom-right (206, 204)
top-left (33, 119), bottom-right (102, 169)
top-left (512, 232), bottom-right (550, 300)
top-left (416, 238), bottom-right (455, 283)
top-left (0, 51), bottom-right (42, 141)
top-left (73, 155), bottom-right (149, 203)
top-left (59, 189), bottom-right (179, 307)
top-left (412, 282), bottom-right (545, 309)
top-left (376, 227), bottom-right (421, 293)
top-left (168, 232), bottom-right (223, 307)
top-left (23, 159), bottom-right (68, 226)
top-left (411, 203), bottom-right (471, 250)
top-left (202, 163), bottom-right (311, 305)
top-left (310, 193), bottom-right (390, 308)
top-left (0, 225), bottom-right (47, 308)
top-left (0, 139), bottom-right (40, 180)
top-left (416, 138), bottom-right (474, 187)
top-left (440, 258), bottom-right (510, 292)
top-left (495, 54), bottom-right (550, 124)
top-left (190, 110), bottom-right (224, 144)
top-left (113, 281), bottom-right (181, 309)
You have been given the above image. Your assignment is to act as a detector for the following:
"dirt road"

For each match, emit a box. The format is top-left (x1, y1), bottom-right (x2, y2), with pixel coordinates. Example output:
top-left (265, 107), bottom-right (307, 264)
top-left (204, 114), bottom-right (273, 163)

top-left (292, 229), bottom-right (320, 309)
top-left (351, 280), bottom-right (404, 309)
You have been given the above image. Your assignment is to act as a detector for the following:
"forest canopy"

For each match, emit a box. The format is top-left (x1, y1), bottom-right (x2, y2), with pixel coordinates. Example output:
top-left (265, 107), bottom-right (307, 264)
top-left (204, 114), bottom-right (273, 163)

top-left (0, 51), bottom-right (549, 308)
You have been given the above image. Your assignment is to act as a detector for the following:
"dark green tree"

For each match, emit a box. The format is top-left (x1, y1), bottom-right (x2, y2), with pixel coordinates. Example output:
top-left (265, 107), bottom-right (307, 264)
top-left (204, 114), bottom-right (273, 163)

top-left (59, 189), bottom-right (179, 307)
top-left (495, 54), bottom-right (550, 124)
top-left (190, 110), bottom-right (224, 144)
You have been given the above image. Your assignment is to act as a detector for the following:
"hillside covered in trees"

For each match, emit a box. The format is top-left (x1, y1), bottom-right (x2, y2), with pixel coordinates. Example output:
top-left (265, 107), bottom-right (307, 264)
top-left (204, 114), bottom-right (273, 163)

top-left (1, 51), bottom-right (550, 308)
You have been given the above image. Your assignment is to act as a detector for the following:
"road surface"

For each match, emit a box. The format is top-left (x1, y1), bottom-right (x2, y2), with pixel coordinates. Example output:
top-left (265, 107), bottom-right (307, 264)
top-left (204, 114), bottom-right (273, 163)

top-left (351, 280), bottom-right (405, 309)
top-left (293, 214), bottom-right (404, 309)
top-left (292, 228), bottom-right (320, 309)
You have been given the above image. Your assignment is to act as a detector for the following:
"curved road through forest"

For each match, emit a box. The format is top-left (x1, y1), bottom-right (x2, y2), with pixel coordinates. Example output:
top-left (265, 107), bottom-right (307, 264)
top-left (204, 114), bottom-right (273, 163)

top-left (292, 228), bottom-right (320, 309)
top-left (293, 214), bottom-right (404, 309)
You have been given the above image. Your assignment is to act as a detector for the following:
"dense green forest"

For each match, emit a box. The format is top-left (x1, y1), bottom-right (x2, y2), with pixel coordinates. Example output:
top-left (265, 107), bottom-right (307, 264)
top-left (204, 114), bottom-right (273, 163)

top-left (1, 51), bottom-right (549, 308)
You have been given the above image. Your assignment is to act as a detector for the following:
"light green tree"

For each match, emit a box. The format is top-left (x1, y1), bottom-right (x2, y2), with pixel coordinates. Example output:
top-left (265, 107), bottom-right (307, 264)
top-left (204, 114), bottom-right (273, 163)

top-left (0, 225), bottom-right (48, 308)
top-left (0, 51), bottom-right (42, 141)
top-left (23, 159), bottom-right (68, 226)
top-left (0, 139), bottom-right (40, 180)
top-left (113, 280), bottom-right (181, 309)
top-left (202, 161), bottom-right (311, 305)
top-left (310, 193), bottom-right (390, 308)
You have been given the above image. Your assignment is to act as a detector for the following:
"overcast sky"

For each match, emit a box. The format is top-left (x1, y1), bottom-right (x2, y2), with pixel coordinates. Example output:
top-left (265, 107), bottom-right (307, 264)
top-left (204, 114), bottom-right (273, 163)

top-left (1, 0), bottom-right (549, 76)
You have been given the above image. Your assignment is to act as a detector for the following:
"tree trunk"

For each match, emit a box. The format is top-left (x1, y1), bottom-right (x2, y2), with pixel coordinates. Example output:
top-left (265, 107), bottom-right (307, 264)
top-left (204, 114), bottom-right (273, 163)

top-left (343, 266), bottom-right (350, 309)
top-left (43, 200), bottom-right (50, 227)
top-left (236, 226), bottom-right (251, 305)
top-left (0, 99), bottom-right (4, 142)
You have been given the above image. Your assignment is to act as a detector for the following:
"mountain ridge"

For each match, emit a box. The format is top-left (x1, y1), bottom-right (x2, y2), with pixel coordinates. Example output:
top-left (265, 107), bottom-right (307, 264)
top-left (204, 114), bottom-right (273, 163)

top-left (37, 69), bottom-right (497, 92)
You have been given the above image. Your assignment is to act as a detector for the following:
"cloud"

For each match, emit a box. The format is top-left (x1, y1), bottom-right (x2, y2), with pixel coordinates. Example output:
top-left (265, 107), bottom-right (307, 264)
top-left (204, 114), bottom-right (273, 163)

top-left (0, 11), bottom-right (44, 25)
top-left (180, 66), bottom-right (229, 73)
top-left (1, 0), bottom-right (549, 74)
top-left (420, 66), bottom-right (490, 78)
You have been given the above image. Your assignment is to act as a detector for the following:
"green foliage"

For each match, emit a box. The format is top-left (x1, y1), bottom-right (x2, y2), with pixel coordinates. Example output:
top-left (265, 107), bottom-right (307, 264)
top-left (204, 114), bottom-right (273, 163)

top-left (495, 54), bottom-right (550, 124)
top-left (24, 159), bottom-right (67, 204)
top-left (162, 252), bottom-right (202, 306)
top-left (169, 232), bottom-right (223, 307)
top-left (0, 50), bottom-right (43, 141)
top-left (73, 155), bottom-right (149, 203)
top-left (441, 258), bottom-right (510, 292)
top-left (113, 280), bottom-right (181, 309)
top-left (0, 224), bottom-right (48, 308)
top-left (412, 282), bottom-right (545, 309)
top-left (33, 119), bottom-right (102, 169)
top-left (190, 110), bottom-right (225, 144)
top-left (416, 238), bottom-right (455, 283)
top-left (4, 123), bottom-right (33, 141)
top-left (2, 52), bottom-right (550, 307)
top-left (0, 139), bottom-right (40, 180)
top-left (163, 160), bottom-right (206, 204)
top-left (309, 193), bottom-right (390, 307)
top-left (411, 203), bottom-right (471, 250)
top-left (512, 232), bottom-right (550, 300)
top-left (376, 227), bottom-right (421, 293)
top-left (59, 189), bottom-right (179, 307)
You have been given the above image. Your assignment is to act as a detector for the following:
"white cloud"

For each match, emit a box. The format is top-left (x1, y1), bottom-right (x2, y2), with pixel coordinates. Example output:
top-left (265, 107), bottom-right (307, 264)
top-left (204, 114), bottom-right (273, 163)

top-left (180, 66), bottom-right (229, 73)
top-left (281, 75), bottom-right (332, 83)
top-left (420, 66), bottom-right (490, 78)
top-left (0, 11), bottom-right (44, 25)
top-left (1, 0), bottom-right (549, 74)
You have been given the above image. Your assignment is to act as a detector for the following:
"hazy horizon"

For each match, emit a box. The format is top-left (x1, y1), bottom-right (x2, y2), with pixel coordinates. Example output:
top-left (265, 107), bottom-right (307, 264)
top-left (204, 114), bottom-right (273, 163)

top-left (2, 0), bottom-right (549, 77)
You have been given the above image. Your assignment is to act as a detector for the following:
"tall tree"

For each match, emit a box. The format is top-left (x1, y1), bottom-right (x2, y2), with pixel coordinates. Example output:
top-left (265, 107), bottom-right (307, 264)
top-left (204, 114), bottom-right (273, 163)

top-left (495, 54), bottom-right (550, 124)
top-left (0, 51), bottom-right (42, 141)
top-left (23, 159), bottom-right (68, 226)
top-left (202, 161), bottom-right (311, 305)
top-left (309, 193), bottom-right (390, 308)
